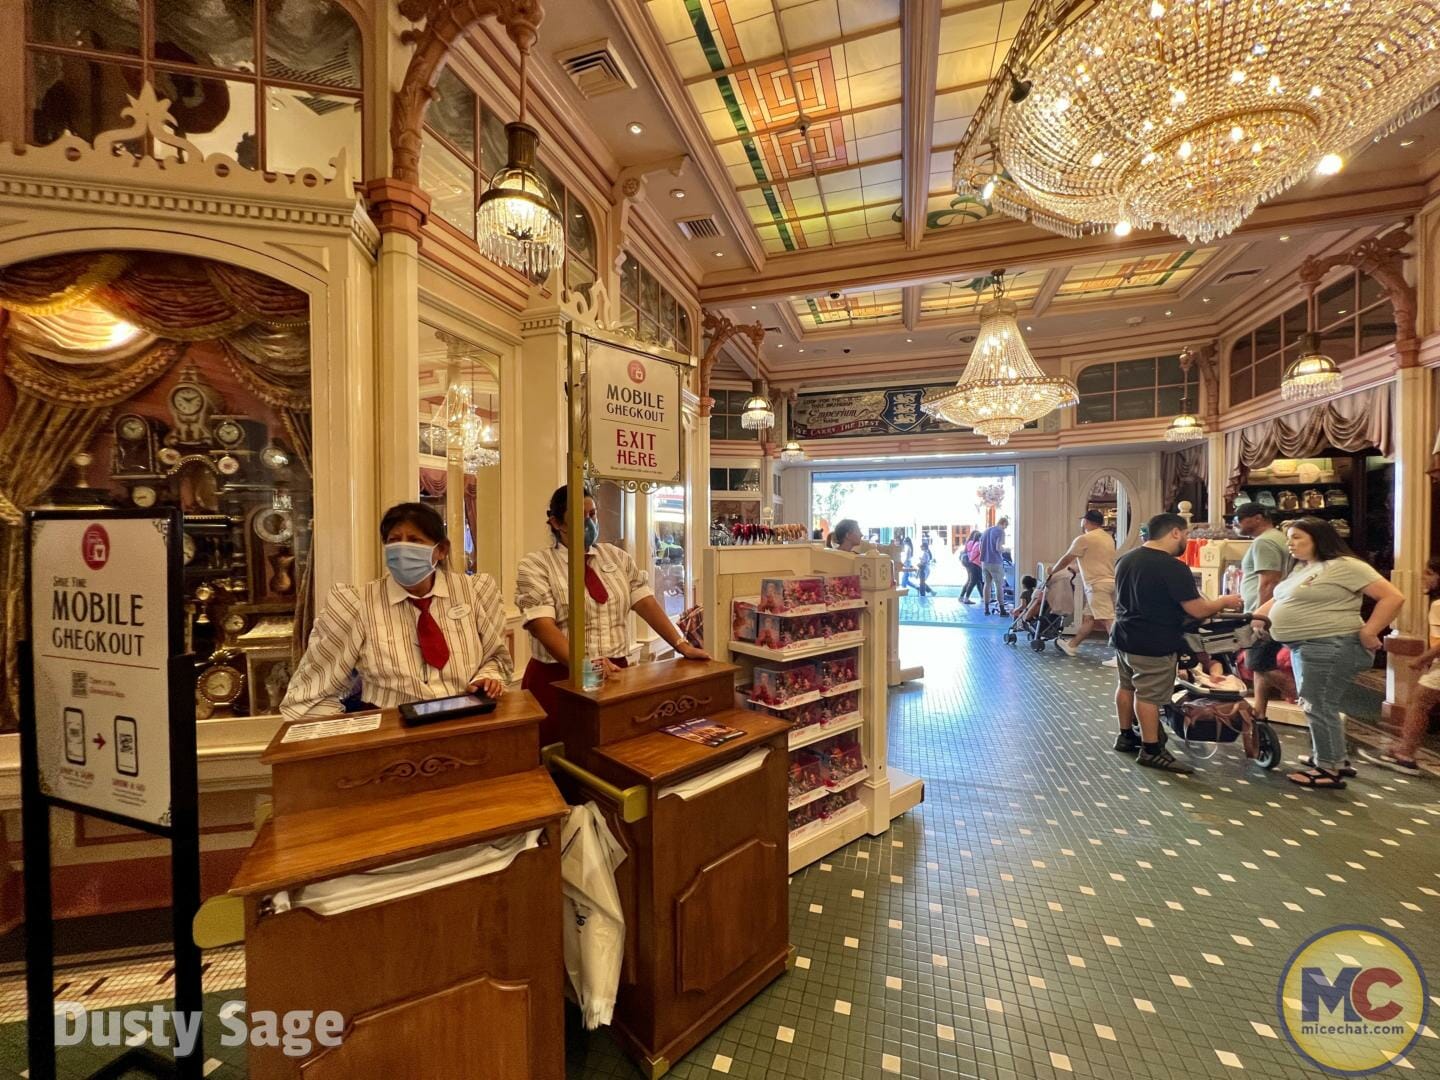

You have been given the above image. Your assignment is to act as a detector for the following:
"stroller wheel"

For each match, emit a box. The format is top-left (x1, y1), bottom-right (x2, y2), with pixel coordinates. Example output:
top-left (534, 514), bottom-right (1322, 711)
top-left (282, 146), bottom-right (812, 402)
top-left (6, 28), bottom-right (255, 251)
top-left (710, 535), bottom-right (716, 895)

top-left (1030, 638), bottom-right (1046, 652)
top-left (1004, 632), bottom-right (1017, 645)
top-left (1255, 721), bottom-right (1282, 770)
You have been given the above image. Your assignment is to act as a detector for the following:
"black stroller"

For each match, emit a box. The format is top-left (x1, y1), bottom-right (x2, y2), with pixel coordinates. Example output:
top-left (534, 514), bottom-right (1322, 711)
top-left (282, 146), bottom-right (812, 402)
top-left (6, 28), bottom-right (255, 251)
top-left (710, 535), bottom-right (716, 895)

top-left (1163, 613), bottom-right (1282, 770)
top-left (1004, 569), bottom-right (1065, 652)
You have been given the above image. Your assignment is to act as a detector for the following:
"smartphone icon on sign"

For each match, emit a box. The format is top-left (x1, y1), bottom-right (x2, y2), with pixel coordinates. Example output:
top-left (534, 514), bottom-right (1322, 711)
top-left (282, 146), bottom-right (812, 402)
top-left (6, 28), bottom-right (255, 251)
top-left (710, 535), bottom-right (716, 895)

top-left (115, 717), bottom-right (138, 777)
top-left (64, 708), bottom-right (86, 765)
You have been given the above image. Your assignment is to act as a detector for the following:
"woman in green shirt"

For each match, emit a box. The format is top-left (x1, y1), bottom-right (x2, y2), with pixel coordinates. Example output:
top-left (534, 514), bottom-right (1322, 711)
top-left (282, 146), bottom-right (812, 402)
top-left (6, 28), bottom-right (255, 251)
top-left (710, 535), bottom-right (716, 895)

top-left (1252, 517), bottom-right (1404, 789)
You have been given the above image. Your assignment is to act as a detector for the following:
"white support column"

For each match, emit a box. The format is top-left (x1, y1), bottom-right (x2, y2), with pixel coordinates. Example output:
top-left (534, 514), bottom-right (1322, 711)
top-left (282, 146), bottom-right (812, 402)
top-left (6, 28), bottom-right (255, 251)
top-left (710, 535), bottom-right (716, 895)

top-left (1206, 432), bottom-right (1227, 528)
top-left (1386, 367), bottom-right (1432, 720)
top-left (518, 306), bottom-right (572, 558)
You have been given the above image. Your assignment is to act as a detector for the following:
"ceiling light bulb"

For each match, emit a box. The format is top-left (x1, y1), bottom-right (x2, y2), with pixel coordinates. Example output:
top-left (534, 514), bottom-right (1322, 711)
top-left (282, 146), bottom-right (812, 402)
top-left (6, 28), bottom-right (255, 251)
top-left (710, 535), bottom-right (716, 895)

top-left (1113, 220), bottom-right (1133, 236)
top-left (627, 122), bottom-right (644, 135)
top-left (1053, 95), bottom-right (1071, 113)
top-left (1279, 234), bottom-right (1291, 241)
top-left (1141, 151), bottom-right (1158, 165)
top-left (1400, 139), bottom-right (1416, 147)
top-left (1171, 88), bottom-right (1187, 107)
top-left (981, 175), bottom-right (998, 199)
top-left (1230, 125), bottom-right (1244, 142)
top-left (1230, 69), bottom-right (1246, 84)
top-left (1165, 309), bottom-right (1173, 316)
top-left (670, 188), bottom-right (686, 199)
top-left (1310, 85), bottom-right (1323, 98)
top-left (906, 337), bottom-right (913, 342)
top-left (713, 250), bottom-right (725, 257)
top-left (751, 304), bottom-right (758, 309)
top-left (1201, 296), bottom-right (1212, 303)
top-left (1089, 151), bottom-right (1105, 166)
top-left (1149, 0), bottom-right (1165, 17)
top-left (1177, 140), bottom-right (1193, 160)
top-left (1251, 140), bottom-right (1264, 154)
top-left (1316, 152), bottom-right (1344, 175)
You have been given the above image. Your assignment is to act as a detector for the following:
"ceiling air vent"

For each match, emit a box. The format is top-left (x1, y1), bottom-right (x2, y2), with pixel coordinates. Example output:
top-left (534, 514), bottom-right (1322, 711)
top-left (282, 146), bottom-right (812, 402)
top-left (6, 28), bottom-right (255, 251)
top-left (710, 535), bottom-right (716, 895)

top-left (1216, 267), bottom-right (1262, 285)
top-left (555, 39), bottom-right (636, 98)
top-left (677, 215), bottom-right (723, 240)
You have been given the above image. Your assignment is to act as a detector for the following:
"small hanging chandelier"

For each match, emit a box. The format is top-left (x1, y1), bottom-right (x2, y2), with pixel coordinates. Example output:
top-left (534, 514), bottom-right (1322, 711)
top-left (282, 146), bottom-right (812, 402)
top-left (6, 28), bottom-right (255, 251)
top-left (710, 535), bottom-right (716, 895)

top-left (1166, 348), bottom-right (1205, 441)
top-left (1282, 333), bottom-right (1344, 402)
top-left (741, 379), bottom-right (775, 431)
top-left (922, 271), bottom-right (1077, 446)
top-left (780, 439), bottom-right (805, 463)
top-left (475, 44), bottom-right (563, 277)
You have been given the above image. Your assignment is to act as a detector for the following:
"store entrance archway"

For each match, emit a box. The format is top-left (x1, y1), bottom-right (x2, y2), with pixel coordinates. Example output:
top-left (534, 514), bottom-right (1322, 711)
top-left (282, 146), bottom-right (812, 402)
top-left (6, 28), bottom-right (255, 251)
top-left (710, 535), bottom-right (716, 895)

top-left (811, 466), bottom-right (1019, 625)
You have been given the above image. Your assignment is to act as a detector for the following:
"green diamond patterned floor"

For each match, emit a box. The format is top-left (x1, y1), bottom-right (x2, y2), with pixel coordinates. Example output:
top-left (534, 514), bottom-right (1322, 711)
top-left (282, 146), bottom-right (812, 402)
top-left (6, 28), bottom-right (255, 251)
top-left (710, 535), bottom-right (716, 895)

top-left (2, 623), bottom-right (1436, 1078)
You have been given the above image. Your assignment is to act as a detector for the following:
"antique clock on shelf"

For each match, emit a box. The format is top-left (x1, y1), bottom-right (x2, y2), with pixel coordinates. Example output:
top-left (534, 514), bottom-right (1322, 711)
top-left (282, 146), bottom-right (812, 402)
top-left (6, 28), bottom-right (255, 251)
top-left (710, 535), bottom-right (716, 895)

top-left (112, 413), bottom-right (161, 477)
top-left (246, 505), bottom-right (297, 603)
top-left (197, 660), bottom-right (245, 718)
top-left (166, 366), bottom-right (223, 445)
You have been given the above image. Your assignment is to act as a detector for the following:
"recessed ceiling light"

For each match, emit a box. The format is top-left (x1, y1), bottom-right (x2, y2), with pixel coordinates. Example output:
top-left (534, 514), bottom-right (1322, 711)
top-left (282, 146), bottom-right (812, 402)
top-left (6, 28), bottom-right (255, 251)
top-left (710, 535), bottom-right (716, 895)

top-left (905, 337), bottom-right (913, 342)
top-left (670, 188), bottom-right (686, 199)
top-left (1400, 139), bottom-right (1416, 147)
top-left (798, 348), bottom-right (805, 353)
top-left (713, 251), bottom-right (724, 257)
top-left (1026, 325), bottom-right (1033, 331)
top-left (1201, 296), bottom-right (1212, 303)
top-left (776, 343), bottom-right (784, 348)
top-left (1279, 234), bottom-right (1291, 242)
top-left (627, 122), bottom-right (644, 135)
top-left (1165, 309), bottom-right (1173, 316)
top-left (751, 304), bottom-right (758, 309)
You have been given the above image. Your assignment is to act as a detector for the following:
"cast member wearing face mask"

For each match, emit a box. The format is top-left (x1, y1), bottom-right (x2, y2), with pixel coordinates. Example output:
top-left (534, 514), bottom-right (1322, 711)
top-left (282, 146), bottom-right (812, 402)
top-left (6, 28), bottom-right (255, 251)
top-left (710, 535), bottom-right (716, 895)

top-left (280, 502), bottom-right (511, 720)
top-left (517, 484), bottom-right (709, 740)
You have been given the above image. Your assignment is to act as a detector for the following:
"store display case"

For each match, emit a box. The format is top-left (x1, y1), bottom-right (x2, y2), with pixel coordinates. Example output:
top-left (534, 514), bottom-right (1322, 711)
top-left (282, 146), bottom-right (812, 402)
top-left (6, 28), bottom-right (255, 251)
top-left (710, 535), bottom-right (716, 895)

top-left (704, 545), bottom-right (924, 873)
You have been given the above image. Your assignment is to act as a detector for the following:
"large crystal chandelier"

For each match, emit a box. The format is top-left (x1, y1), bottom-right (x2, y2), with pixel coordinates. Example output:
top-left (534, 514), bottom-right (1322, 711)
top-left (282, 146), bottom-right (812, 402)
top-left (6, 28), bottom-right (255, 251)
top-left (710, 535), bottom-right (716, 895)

top-left (475, 47), bottom-right (563, 276)
top-left (954, 0), bottom-right (1440, 243)
top-left (921, 272), bottom-right (1078, 446)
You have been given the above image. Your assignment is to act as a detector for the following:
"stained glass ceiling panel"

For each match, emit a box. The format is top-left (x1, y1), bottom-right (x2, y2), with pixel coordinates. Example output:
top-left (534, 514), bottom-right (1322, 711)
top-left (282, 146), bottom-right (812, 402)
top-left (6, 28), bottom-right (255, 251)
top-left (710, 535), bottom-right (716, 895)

top-left (1055, 250), bottom-right (1219, 301)
top-left (919, 270), bottom-right (1044, 319)
top-left (792, 288), bottom-right (905, 329)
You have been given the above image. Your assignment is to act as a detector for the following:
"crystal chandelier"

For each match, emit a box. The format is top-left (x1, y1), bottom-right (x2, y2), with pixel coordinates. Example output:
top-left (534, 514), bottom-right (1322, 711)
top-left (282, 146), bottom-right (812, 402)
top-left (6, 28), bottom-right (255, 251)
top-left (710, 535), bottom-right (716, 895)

top-left (780, 439), bottom-right (805, 462)
top-left (953, 0), bottom-right (1440, 243)
top-left (1282, 333), bottom-right (1344, 401)
top-left (475, 46), bottom-right (563, 276)
top-left (741, 380), bottom-right (775, 431)
top-left (921, 271), bottom-right (1078, 446)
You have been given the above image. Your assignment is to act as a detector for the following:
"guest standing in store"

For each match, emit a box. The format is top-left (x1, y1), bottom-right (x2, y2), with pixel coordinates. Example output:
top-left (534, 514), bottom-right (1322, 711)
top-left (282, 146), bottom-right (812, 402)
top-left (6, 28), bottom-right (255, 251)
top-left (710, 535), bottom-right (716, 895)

top-left (517, 485), bottom-right (709, 742)
top-left (281, 502), bottom-right (511, 720)
top-left (899, 535), bottom-right (915, 589)
top-left (916, 535), bottom-right (936, 597)
top-left (1361, 557), bottom-right (1440, 776)
top-left (1232, 502), bottom-right (1290, 720)
top-left (980, 516), bottom-right (1010, 616)
top-left (829, 519), bottom-right (864, 552)
top-left (1049, 509), bottom-right (1117, 658)
top-left (1251, 517), bottom-right (1404, 789)
top-left (960, 532), bottom-right (983, 605)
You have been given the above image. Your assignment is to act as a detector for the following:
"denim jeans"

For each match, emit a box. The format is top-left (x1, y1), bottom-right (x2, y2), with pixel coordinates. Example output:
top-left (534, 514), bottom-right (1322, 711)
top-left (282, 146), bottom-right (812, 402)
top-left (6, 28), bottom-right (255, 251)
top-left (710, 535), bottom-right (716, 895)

top-left (1287, 633), bottom-right (1374, 770)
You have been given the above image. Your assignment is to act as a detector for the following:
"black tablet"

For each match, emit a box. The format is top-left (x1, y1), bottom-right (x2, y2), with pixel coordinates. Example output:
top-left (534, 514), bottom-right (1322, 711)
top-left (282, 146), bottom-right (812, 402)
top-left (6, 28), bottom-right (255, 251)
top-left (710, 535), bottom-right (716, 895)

top-left (398, 692), bottom-right (497, 726)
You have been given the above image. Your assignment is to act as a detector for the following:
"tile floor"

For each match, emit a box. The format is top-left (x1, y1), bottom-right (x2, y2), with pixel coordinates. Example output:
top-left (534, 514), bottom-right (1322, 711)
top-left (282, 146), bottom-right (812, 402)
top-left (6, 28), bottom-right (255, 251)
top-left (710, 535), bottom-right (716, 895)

top-left (4, 623), bottom-right (1438, 1079)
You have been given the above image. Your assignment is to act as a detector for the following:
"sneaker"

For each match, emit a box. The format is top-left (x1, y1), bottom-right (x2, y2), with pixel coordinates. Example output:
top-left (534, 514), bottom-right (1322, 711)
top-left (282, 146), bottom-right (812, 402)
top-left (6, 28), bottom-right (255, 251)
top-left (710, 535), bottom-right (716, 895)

top-left (1138, 747), bottom-right (1194, 774)
top-left (1101, 656), bottom-right (1118, 668)
top-left (1114, 729), bottom-right (1142, 754)
top-left (1357, 748), bottom-right (1421, 776)
top-left (1057, 638), bottom-right (1080, 657)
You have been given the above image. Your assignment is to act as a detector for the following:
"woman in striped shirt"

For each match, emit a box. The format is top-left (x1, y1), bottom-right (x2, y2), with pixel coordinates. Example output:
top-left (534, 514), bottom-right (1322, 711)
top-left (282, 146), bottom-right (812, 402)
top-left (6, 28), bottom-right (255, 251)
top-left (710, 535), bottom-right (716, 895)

top-left (517, 485), bottom-right (708, 738)
top-left (280, 502), bottom-right (512, 720)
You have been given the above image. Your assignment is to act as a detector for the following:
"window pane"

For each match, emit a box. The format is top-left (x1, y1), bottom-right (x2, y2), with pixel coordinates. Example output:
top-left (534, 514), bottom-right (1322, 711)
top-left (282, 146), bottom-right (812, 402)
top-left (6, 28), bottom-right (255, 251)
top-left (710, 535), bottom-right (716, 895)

top-left (725, 414), bottom-right (748, 440)
top-left (710, 468), bottom-right (727, 490)
top-left (660, 292), bottom-right (676, 336)
top-left (152, 70), bottom-right (255, 164)
top-left (420, 132), bottom-right (476, 236)
top-left (710, 415), bottom-right (725, 442)
top-left (1317, 273), bottom-right (1355, 329)
top-left (620, 302), bottom-right (640, 334)
top-left (566, 197), bottom-right (596, 267)
top-left (641, 271), bottom-right (660, 318)
top-left (1359, 298), bottom-right (1397, 354)
top-left (428, 68), bottom-right (476, 159)
top-left (1115, 388), bottom-right (1155, 420)
top-left (30, 0), bottom-right (140, 54)
top-left (565, 257), bottom-right (596, 302)
top-left (1076, 395), bottom-right (1114, 424)
top-left (1254, 352), bottom-right (1283, 397)
top-left (1156, 384), bottom-right (1186, 416)
top-left (1155, 354), bottom-right (1184, 385)
top-left (265, 0), bottom-right (362, 88)
top-left (1320, 321), bottom-right (1356, 365)
top-left (1229, 367), bottom-right (1250, 406)
top-left (29, 53), bottom-right (141, 145)
top-left (1230, 334), bottom-right (1252, 372)
top-left (479, 106), bottom-right (506, 180)
top-left (1115, 358), bottom-right (1155, 391)
top-left (650, 485), bottom-right (687, 618)
top-left (677, 309), bottom-right (692, 351)
top-left (1282, 302), bottom-right (1309, 349)
top-left (1076, 364), bottom-right (1113, 396)
top-left (154, 0), bottom-right (254, 71)
top-left (621, 254), bottom-right (640, 301)
top-left (263, 86), bottom-right (360, 176)
top-left (1253, 317), bottom-right (1281, 359)
top-left (1358, 271), bottom-right (1385, 312)
top-left (734, 469), bottom-right (761, 490)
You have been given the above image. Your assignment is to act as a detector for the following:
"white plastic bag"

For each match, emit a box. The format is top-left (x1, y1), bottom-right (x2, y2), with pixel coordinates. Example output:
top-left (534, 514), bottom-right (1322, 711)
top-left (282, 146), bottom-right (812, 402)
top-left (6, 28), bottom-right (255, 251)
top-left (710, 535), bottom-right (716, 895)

top-left (560, 802), bottom-right (628, 1028)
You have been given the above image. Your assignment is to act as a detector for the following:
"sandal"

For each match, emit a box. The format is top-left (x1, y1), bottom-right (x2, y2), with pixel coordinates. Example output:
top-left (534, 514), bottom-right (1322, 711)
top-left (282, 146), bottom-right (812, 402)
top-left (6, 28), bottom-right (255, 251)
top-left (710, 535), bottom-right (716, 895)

top-left (1299, 755), bottom-right (1356, 778)
top-left (1287, 767), bottom-right (1346, 789)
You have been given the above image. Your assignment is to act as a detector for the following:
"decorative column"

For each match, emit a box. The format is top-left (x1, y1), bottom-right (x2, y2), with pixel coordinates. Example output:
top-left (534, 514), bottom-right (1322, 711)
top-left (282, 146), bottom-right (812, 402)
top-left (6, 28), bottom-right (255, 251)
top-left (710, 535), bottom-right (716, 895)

top-left (1182, 343), bottom-right (1225, 527)
top-left (697, 309), bottom-right (767, 557)
top-left (519, 303), bottom-right (572, 558)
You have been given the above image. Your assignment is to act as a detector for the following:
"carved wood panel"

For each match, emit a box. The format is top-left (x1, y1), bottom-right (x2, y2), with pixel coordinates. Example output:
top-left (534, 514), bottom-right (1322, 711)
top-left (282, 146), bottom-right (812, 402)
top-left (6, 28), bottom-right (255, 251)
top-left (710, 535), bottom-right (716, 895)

top-left (674, 838), bottom-right (779, 995)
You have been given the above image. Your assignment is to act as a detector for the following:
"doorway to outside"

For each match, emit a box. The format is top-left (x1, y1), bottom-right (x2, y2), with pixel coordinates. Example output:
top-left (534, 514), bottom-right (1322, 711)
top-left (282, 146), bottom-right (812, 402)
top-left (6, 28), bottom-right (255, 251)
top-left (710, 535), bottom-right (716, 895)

top-left (812, 467), bottom-right (1018, 626)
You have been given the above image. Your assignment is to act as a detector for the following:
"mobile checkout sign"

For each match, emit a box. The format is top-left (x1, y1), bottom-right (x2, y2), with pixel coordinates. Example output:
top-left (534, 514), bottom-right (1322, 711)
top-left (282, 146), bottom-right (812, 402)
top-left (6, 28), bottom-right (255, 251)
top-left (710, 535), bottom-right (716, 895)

top-left (22, 508), bottom-right (202, 1079)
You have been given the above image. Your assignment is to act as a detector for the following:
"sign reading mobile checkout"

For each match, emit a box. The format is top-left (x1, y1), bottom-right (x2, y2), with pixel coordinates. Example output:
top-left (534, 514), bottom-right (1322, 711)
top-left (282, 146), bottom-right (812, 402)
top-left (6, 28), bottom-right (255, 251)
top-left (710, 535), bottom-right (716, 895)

top-left (586, 337), bottom-right (685, 485)
top-left (30, 513), bottom-right (176, 827)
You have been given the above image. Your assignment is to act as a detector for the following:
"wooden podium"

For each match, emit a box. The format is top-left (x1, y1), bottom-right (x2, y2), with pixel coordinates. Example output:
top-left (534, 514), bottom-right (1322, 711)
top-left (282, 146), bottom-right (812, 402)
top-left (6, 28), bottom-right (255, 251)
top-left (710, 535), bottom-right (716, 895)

top-left (550, 659), bottom-right (790, 1078)
top-left (230, 693), bottom-right (568, 1080)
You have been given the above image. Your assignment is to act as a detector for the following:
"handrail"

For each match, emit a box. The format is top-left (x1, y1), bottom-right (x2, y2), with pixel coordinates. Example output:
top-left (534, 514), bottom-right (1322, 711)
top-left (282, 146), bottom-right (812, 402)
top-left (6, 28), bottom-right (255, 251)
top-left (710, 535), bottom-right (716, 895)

top-left (541, 742), bottom-right (649, 823)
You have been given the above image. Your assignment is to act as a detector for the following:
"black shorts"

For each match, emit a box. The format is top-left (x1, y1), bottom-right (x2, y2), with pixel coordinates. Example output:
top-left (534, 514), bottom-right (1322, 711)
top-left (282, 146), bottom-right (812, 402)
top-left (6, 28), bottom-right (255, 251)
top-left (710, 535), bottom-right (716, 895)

top-left (1245, 637), bottom-right (1282, 673)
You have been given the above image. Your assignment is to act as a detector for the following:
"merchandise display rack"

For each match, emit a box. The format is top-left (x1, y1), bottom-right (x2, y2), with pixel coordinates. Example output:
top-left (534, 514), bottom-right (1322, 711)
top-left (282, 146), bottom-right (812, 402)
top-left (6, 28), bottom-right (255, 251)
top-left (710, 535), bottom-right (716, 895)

top-left (704, 545), bottom-right (925, 873)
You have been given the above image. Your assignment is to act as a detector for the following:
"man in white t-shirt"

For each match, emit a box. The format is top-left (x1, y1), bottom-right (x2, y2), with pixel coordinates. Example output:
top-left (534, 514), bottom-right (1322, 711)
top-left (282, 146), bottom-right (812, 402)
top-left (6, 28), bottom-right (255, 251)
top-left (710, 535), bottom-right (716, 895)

top-left (1049, 510), bottom-right (1118, 658)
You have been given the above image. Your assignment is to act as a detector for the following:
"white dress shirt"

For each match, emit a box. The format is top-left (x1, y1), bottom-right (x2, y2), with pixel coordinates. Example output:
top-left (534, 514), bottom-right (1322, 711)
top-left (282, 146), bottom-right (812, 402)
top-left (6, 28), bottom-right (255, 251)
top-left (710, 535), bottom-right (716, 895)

top-left (280, 569), bottom-right (513, 720)
top-left (515, 541), bottom-right (653, 663)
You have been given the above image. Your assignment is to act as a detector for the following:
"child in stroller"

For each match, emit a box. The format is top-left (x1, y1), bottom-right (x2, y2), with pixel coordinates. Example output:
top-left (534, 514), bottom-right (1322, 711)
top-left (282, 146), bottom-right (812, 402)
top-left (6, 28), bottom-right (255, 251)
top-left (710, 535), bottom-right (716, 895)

top-left (1164, 612), bottom-right (1282, 769)
top-left (1005, 571), bottom-right (1066, 652)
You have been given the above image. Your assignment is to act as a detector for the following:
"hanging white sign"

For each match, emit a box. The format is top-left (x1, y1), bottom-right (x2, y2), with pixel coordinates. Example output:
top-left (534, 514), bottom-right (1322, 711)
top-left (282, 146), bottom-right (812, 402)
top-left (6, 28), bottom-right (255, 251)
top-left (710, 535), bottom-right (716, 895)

top-left (31, 515), bottom-right (174, 827)
top-left (586, 340), bottom-right (684, 485)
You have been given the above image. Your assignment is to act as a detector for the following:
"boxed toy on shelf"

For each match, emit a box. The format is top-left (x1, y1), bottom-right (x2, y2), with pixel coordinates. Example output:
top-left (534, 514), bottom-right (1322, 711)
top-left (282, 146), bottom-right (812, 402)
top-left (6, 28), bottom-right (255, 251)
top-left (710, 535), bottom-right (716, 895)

top-left (788, 786), bottom-right (862, 833)
top-left (825, 608), bottom-right (862, 638)
top-left (758, 576), bottom-right (828, 615)
top-left (750, 661), bottom-right (819, 707)
top-left (817, 732), bottom-right (865, 785)
top-left (788, 751), bottom-right (825, 804)
top-left (818, 649), bottom-right (860, 694)
top-left (825, 574), bottom-right (863, 608)
top-left (731, 597), bottom-right (758, 642)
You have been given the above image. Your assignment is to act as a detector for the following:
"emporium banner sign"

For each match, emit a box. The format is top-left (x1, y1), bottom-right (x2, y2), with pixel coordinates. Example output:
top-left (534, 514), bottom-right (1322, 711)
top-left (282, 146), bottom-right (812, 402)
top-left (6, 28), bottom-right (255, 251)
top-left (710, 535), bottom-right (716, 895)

top-left (791, 386), bottom-right (968, 440)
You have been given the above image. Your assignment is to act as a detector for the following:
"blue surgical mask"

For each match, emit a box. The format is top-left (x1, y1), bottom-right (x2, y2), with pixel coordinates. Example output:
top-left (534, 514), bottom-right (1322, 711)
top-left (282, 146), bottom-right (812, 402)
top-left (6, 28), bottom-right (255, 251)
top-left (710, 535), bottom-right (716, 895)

top-left (385, 542), bottom-right (438, 587)
top-left (584, 518), bottom-right (599, 549)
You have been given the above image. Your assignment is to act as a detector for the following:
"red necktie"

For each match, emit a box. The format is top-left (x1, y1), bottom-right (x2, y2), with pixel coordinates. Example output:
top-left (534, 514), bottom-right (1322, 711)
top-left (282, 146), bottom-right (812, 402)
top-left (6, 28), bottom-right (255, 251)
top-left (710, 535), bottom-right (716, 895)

top-left (585, 560), bottom-right (609, 603)
top-left (409, 597), bottom-right (450, 671)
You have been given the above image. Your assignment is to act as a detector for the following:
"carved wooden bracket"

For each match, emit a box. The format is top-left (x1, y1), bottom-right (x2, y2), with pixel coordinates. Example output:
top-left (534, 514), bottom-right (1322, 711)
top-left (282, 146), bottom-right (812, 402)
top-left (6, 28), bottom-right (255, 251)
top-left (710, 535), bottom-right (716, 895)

top-left (612, 154), bottom-right (690, 238)
top-left (699, 309), bottom-right (766, 417)
top-left (1179, 342), bottom-right (1219, 423)
top-left (390, 0), bottom-right (545, 188)
top-left (1298, 227), bottom-right (1417, 367)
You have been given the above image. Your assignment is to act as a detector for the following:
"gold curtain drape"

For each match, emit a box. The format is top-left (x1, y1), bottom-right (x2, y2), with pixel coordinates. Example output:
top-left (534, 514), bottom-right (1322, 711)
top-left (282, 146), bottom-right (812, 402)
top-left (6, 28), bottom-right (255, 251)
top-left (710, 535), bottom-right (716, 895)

top-left (1225, 386), bottom-right (1391, 493)
top-left (0, 251), bottom-right (314, 730)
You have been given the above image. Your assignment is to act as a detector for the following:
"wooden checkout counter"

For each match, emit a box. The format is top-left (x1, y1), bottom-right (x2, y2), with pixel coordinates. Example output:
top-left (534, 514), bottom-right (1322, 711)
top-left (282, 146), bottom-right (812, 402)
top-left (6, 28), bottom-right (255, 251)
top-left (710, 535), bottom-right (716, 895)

top-left (227, 658), bottom-right (790, 1080)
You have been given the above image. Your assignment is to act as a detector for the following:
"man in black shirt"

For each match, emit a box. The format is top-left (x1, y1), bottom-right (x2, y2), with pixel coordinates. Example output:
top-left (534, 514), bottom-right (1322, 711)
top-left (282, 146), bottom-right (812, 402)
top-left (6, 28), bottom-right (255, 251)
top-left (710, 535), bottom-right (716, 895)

top-left (1111, 513), bottom-right (1241, 773)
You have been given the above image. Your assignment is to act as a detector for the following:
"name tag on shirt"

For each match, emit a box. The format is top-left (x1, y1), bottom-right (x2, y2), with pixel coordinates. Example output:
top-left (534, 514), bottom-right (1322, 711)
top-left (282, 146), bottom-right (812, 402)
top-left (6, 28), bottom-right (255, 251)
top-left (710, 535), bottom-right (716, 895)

top-left (447, 605), bottom-right (472, 620)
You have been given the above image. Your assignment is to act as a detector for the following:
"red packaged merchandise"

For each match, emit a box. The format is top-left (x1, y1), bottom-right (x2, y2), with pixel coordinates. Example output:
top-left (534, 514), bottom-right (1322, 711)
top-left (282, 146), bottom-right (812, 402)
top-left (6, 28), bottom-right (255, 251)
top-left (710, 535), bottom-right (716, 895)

top-left (818, 650), bottom-right (859, 692)
top-left (788, 751), bottom-right (824, 802)
top-left (758, 576), bottom-right (827, 614)
top-left (750, 662), bottom-right (818, 706)
top-left (825, 574), bottom-right (862, 606)
top-left (731, 598), bottom-right (758, 642)
top-left (819, 736), bottom-right (865, 784)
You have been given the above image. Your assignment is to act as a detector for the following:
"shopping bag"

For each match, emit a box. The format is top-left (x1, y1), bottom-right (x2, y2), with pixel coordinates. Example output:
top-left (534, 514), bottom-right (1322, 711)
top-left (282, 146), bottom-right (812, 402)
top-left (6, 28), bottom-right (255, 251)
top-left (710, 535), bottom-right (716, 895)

top-left (560, 802), bottom-right (628, 1028)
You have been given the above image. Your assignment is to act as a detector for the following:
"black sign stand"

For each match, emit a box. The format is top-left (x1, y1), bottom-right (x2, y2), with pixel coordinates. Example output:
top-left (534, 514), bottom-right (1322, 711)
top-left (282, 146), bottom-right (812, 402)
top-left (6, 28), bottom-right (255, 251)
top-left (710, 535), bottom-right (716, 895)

top-left (20, 508), bottom-right (202, 1080)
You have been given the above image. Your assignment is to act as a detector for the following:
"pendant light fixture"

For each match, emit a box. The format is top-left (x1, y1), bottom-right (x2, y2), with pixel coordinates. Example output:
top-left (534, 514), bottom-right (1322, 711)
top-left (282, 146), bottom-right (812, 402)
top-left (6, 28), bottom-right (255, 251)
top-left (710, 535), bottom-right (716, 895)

top-left (780, 439), bottom-right (805, 463)
top-left (1165, 347), bottom-right (1205, 441)
top-left (921, 271), bottom-right (1078, 446)
top-left (1281, 284), bottom-right (1344, 402)
top-left (741, 379), bottom-right (776, 431)
top-left (475, 42), bottom-right (564, 278)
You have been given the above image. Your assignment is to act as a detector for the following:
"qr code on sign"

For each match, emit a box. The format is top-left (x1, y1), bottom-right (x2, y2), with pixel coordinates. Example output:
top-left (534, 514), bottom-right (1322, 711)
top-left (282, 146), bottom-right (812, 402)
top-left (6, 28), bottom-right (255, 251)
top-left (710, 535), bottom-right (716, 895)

top-left (70, 671), bottom-right (88, 698)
